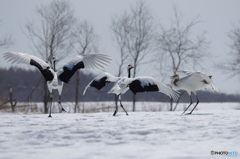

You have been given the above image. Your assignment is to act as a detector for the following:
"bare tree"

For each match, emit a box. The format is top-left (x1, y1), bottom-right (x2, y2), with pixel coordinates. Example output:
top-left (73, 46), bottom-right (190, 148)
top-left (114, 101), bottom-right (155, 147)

top-left (111, 13), bottom-right (129, 77)
top-left (111, 1), bottom-right (155, 111)
top-left (217, 22), bottom-right (240, 77)
top-left (24, 0), bottom-right (75, 113)
top-left (155, 5), bottom-right (209, 111)
top-left (0, 20), bottom-right (14, 103)
top-left (110, 12), bottom-right (130, 107)
top-left (72, 20), bottom-right (100, 112)
top-left (0, 20), bottom-right (14, 49)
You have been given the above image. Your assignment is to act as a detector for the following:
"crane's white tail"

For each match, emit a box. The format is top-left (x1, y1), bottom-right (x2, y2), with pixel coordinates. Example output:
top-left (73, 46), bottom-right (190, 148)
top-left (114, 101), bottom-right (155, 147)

top-left (199, 73), bottom-right (218, 93)
top-left (210, 83), bottom-right (218, 92)
top-left (208, 75), bottom-right (218, 92)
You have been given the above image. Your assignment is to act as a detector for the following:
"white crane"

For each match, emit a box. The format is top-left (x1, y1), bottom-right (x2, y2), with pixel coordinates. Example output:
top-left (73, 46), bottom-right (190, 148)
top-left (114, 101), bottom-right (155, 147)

top-left (170, 70), bottom-right (218, 115)
top-left (3, 52), bottom-right (112, 117)
top-left (84, 64), bottom-right (179, 116)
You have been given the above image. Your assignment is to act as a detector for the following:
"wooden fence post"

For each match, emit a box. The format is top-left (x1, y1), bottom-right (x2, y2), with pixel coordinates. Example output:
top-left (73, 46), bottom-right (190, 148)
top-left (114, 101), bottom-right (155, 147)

top-left (9, 88), bottom-right (17, 112)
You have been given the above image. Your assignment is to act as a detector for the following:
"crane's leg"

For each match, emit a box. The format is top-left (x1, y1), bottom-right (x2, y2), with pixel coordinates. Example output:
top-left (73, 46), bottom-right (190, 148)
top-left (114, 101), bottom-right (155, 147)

top-left (113, 95), bottom-right (119, 116)
top-left (187, 95), bottom-right (199, 115)
top-left (182, 96), bottom-right (193, 115)
top-left (58, 84), bottom-right (66, 112)
top-left (47, 84), bottom-right (53, 118)
top-left (119, 95), bottom-right (128, 115)
top-left (48, 93), bottom-right (53, 118)
top-left (58, 96), bottom-right (66, 112)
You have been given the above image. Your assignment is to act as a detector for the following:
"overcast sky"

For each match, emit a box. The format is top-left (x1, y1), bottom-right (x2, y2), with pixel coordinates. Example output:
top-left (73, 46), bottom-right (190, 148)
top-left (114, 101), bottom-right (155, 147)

top-left (1, 0), bottom-right (240, 95)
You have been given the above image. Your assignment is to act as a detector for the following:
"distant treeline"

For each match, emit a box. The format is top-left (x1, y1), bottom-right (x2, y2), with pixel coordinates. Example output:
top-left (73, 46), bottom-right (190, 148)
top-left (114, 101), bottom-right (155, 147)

top-left (0, 68), bottom-right (239, 103)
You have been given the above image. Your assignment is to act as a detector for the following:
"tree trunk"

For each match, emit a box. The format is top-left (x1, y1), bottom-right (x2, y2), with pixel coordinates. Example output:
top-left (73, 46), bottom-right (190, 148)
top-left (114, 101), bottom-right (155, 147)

top-left (43, 81), bottom-right (48, 114)
top-left (169, 98), bottom-right (173, 111)
top-left (132, 93), bottom-right (136, 112)
top-left (75, 71), bottom-right (80, 113)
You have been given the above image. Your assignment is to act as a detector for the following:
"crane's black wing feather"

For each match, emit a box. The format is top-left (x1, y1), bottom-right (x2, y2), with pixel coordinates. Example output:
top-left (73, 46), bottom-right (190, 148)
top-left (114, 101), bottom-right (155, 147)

top-left (30, 59), bottom-right (54, 81)
top-left (128, 77), bottom-right (179, 101)
top-left (83, 72), bottom-right (119, 95)
top-left (58, 61), bottom-right (84, 83)
top-left (3, 52), bottom-right (54, 81)
top-left (58, 54), bottom-right (112, 83)
top-left (129, 79), bottom-right (159, 94)
top-left (89, 76), bottom-right (110, 90)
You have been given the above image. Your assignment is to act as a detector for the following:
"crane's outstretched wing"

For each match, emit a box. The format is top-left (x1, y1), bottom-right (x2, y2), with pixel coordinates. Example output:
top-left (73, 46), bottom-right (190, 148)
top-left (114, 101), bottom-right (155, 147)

top-left (83, 72), bottom-right (119, 95)
top-left (128, 76), bottom-right (179, 101)
top-left (3, 52), bottom-right (54, 81)
top-left (58, 54), bottom-right (112, 83)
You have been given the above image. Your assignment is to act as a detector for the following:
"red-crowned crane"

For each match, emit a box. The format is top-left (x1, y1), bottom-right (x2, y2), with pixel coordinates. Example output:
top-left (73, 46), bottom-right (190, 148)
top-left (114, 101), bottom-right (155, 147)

top-left (170, 70), bottom-right (218, 115)
top-left (3, 52), bottom-right (112, 117)
top-left (84, 64), bottom-right (179, 116)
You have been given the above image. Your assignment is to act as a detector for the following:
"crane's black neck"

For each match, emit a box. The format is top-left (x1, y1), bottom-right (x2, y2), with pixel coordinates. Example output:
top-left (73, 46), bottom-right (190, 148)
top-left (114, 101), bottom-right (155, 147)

top-left (128, 68), bottom-right (131, 78)
top-left (53, 61), bottom-right (57, 72)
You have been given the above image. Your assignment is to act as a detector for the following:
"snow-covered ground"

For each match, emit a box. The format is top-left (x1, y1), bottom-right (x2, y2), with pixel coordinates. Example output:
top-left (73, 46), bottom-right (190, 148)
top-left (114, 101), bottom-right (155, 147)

top-left (0, 102), bottom-right (240, 159)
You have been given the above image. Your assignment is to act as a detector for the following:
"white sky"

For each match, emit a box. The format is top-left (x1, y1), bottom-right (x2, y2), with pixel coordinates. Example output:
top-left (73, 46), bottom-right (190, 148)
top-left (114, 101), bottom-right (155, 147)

top-left (1, 0), bottom-right (240, 95)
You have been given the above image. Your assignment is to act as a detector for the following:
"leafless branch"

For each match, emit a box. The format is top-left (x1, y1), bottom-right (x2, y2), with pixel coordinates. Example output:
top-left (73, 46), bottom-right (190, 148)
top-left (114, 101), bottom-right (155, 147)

top-left (0, 20), bottom-right (14, 48)
top-left (72, 20), bottom-right (99, 55)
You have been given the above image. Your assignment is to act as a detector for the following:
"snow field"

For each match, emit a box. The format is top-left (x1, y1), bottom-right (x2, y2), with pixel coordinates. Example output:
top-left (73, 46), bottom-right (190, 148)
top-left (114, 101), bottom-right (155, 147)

top-left (0, 104), bottom-right (240, 159)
